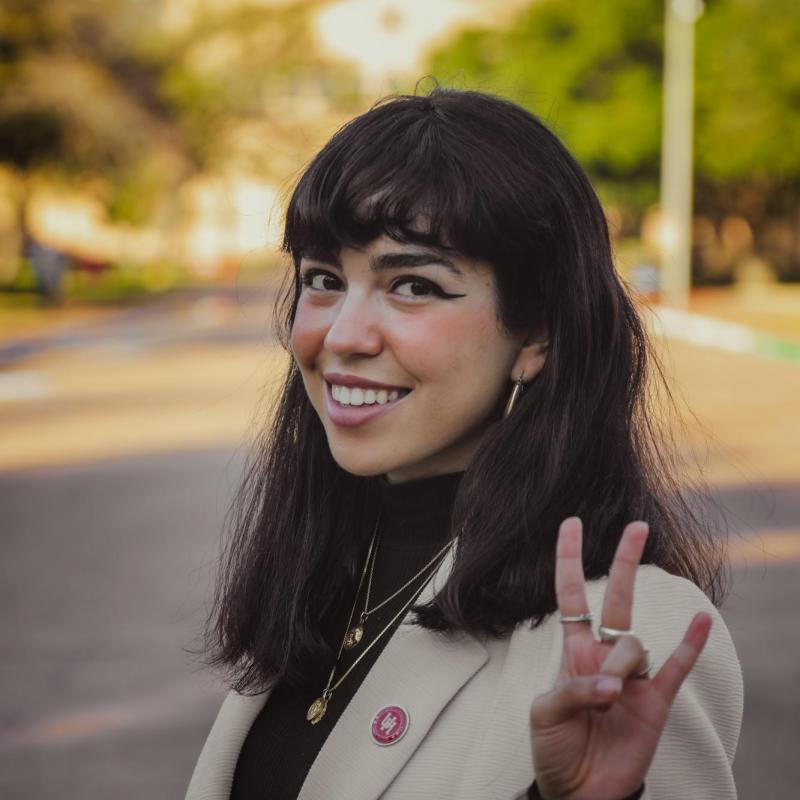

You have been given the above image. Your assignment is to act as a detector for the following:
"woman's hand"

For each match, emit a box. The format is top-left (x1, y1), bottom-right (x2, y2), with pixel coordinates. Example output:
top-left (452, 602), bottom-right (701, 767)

top-left (529, 518), bottom-right (712, 800)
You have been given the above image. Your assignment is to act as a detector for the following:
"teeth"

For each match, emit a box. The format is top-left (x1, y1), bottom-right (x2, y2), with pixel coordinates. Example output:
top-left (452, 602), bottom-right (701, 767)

top-left (330, 383), bottom-right (407, 407)
top-left (341, 386), bottom-right (351, 404)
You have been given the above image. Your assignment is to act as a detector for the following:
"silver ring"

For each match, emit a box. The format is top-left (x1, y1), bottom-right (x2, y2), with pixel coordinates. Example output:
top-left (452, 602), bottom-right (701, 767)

top-left (598, 625), bottom-right (635, 643)
top-left (560, 612), bottom-right (593, 624)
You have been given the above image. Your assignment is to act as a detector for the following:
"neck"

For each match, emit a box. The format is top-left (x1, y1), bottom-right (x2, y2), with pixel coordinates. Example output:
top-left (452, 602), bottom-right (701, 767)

top-left (373, 470), bottom-right (463, 552)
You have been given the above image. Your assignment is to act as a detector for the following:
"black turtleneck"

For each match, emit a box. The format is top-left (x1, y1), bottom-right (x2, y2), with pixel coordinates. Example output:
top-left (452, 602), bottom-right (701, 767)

top-left (230, 471), bottom-right (463, 800)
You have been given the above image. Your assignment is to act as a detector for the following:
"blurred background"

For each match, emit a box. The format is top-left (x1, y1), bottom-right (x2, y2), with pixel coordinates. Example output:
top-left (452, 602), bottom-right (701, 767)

top-left (0, 0), bottom-right (798, 797)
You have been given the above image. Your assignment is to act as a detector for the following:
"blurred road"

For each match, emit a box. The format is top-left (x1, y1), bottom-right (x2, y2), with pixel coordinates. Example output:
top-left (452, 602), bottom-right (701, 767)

top-left (1, 283), bottom-right (798, 798)
top-left (0, 449), bottom-right (235, 799)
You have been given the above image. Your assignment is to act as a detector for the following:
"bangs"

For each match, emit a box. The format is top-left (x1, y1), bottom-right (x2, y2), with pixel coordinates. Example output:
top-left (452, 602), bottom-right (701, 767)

top-left (280, 89), bottom-right (563, 333)
top-left (282, 96), bottom-right (500, 265)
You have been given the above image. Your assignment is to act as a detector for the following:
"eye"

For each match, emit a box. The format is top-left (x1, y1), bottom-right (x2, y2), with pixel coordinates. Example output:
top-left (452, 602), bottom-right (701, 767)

top-left (300, 268), bottom-right (342, 292)
top-left (391, 276), bottom-right (466, 301)
top-left (391, 276), bottom-right (446, 300)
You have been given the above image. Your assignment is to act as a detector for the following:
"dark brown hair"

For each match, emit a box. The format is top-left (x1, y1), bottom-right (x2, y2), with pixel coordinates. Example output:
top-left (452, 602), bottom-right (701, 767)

top-left (203, 87), bottom-right (727, 693)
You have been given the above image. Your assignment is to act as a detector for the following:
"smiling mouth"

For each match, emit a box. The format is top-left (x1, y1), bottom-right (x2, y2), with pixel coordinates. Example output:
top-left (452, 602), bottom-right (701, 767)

top-left (327, 381), bottom-right (412, 407)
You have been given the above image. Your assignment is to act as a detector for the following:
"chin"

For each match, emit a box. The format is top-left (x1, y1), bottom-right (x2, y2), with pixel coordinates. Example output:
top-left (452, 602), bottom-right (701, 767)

top-left (331, 455), bottom-right (393, 478)
top-left (328, 440), bottom-right (423, 479)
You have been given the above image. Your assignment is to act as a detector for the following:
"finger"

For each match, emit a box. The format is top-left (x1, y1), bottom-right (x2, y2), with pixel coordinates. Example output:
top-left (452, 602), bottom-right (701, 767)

top-left (555, 517), bottom-right (593, 644)
top-left (599, 634), bottom-right (646, 679)
top-left (531, 674), bottom-right (624, 729)
top-left (600, 521), bottom-right (649, 636)
top-left (653, 612), bottom-right (713, 703)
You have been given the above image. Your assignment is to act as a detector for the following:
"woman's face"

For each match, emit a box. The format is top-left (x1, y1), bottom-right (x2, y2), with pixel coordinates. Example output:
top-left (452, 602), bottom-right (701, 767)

top-left (290, 234), bottom-right (546, 482)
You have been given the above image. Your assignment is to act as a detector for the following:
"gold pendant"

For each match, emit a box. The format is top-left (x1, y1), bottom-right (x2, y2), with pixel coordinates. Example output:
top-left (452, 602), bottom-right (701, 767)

top-left (343, 624), bottom-right (364, 650)
top-left (307, 696), bottom-right (328, 724)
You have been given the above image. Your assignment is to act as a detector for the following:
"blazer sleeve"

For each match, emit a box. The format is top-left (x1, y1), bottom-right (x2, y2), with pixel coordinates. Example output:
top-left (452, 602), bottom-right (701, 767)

top-left (631, 566), bottom-right (743, 799)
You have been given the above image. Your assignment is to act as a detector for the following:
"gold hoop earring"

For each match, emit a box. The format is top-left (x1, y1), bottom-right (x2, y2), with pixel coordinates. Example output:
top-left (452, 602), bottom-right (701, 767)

top-left (503, 374), bottom-right (525, 418)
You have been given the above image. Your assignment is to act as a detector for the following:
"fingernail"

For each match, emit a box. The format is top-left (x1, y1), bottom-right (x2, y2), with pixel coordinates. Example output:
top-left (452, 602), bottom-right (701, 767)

top-left (596, 676), bottom-right (622, 696)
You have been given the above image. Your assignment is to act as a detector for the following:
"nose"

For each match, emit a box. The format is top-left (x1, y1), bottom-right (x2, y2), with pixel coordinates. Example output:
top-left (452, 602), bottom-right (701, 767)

top-left (323, 289), bottom-right (383, 357)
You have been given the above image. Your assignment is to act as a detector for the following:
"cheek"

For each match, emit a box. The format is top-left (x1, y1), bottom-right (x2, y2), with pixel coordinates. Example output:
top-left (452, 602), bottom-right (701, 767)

top-left (397, 306), bottom-right (504, 380)
top-left (289, 302), bottom-right (328, 365)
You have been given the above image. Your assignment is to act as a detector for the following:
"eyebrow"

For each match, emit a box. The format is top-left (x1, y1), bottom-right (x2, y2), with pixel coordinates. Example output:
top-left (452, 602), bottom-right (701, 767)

top-left (371, 251), bottom-right (464, 277)
top-left (300, 249), bottom-right (464, 278)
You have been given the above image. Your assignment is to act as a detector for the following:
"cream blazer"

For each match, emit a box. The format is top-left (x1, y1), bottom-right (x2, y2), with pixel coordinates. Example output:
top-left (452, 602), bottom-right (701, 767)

top-left (186, 548), bottom-right (743, 800)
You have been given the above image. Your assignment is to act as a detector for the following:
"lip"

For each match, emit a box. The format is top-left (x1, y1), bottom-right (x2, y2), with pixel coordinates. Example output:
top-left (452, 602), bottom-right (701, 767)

top-left (323, 380), bottom-right (411, 428)
top-left (323, 371), bottom-right (411, 391)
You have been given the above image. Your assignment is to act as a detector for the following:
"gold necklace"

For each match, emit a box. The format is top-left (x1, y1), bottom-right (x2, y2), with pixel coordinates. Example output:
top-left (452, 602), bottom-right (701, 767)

top-left (343, 531), bottom-right (455, 650)
top-left (306, 528), bottom-right (454, 725)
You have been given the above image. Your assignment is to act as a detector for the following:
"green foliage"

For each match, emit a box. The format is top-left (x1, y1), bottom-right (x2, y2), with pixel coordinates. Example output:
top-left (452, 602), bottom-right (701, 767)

top-left (428, 0), bottom-right (664, 207)
top-left (427, 0), bottom-right (800, 215)
top-left (694, 0), bottom-right (800, 218)
top-left (106, 165), bottom-right (161, 225)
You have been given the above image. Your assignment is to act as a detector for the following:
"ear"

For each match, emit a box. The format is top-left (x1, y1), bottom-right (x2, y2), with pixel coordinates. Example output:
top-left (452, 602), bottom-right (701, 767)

top-left (510, 330), bottom-right (548, 384)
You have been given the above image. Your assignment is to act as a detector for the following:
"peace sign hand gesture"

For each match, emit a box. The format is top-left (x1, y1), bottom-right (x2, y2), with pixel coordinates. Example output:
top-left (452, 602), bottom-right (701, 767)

top-left (529, 518), bottom-right (713, 800)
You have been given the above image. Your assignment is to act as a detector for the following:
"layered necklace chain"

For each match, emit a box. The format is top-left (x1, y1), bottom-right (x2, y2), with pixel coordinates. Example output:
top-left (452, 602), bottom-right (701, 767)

top-left (306, 519), bottom-right (454, 725)
top-left (343, 524), bottom-right (455, 650)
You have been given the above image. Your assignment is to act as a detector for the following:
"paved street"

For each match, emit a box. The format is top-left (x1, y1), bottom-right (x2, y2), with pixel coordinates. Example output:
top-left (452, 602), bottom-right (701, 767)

top-left (1, 284), bottom-right (798, 798)
top-left (0, 450), bottom-right (233, 799)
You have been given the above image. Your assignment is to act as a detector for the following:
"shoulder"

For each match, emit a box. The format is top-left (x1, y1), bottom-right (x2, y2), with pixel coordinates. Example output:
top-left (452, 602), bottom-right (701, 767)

top-left (584, 562), bottom-right (717, 612)
top-left (497, 567), bottom-right (742, 797)
top-left (632, 565), bottom-right (741, 711)
top-left (585, 564), bottom-right (736, 658)
top-left (590, 565), bottom-right (742, 748)
top-left (645, 567), bottom-right (742, 713)
top-left (546, 566), bottom-right (741, 797)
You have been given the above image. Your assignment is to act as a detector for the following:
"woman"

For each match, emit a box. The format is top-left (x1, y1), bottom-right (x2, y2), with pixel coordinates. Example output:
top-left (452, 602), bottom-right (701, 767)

top-left (186, 88), bottom-right (742, 799)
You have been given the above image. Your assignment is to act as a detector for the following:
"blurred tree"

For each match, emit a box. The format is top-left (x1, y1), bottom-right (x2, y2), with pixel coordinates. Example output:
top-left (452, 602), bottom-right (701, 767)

top-left (426, 0), bottom-right (800, 276)
top-left (427, 0), bottom-right (664, 214)
top-left (0, 0), bottom-right (190, 224)
top-left (145, 1), bottom-right (359, 174)
top-left (695, 0), bottom-right (800, 278)
top-left (0, 0), bottom-right (356, 256)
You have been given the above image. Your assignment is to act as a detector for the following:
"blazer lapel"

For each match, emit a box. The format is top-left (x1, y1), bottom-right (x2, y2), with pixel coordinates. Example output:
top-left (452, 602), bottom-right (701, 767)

top-left (298, 542), bottom-right (489, 800)
top-left (185, 687), bottom-right (273, 800)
